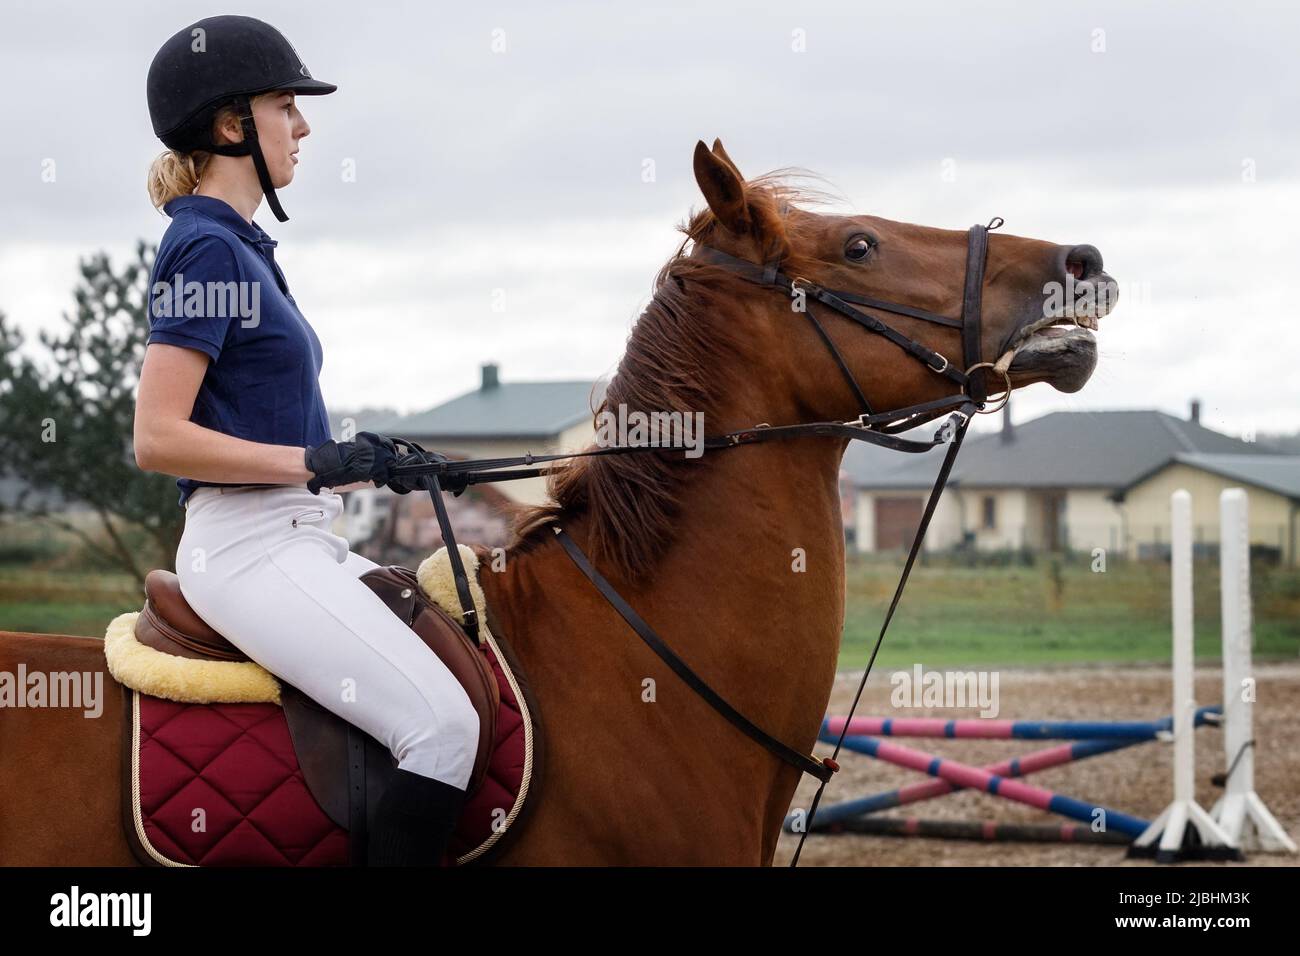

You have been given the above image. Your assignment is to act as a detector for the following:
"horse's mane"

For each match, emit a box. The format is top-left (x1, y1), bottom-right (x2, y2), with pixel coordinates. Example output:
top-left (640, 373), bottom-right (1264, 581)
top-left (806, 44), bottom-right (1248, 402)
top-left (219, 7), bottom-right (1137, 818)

top-left (509, 171), bottom-right (836, 580)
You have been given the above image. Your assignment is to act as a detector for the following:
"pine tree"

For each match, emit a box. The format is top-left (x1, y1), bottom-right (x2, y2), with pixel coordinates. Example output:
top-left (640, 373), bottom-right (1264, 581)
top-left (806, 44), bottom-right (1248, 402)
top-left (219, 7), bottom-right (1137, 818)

top-left (0, 241), bottom-right (180, 584)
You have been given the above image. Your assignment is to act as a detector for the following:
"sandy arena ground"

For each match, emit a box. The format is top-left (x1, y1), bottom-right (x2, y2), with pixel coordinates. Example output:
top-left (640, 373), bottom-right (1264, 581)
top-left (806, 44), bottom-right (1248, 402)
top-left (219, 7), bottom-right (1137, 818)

top-left (776, 663), bottom-right (1300, 866)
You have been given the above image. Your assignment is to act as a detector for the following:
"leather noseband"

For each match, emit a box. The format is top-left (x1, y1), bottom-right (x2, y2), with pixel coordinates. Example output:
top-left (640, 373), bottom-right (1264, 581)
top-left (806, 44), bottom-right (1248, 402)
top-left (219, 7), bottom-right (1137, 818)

top-left (692, 217), bottom-right (1009, 430)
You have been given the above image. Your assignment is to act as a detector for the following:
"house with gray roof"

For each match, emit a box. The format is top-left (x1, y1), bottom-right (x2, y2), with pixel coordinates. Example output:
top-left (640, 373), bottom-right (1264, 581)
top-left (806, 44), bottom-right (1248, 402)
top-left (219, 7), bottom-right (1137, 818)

top-left (1110, 453), bottom-right (1300, 564)
top-left (354, 362), bottom-right (605, 506)
top-left (843, 401), bottom-right (1297, 564)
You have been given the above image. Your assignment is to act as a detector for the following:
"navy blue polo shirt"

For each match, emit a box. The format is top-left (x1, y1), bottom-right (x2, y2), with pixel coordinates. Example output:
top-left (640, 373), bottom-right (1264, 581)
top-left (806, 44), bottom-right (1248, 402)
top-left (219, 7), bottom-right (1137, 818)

top-left (146, 195), bottom-right (332, 508)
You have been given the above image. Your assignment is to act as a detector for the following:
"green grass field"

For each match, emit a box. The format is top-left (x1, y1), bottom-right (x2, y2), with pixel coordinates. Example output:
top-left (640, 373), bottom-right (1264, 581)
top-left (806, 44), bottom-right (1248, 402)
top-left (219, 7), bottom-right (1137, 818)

top-left (841, 555), bottom-right (1300, 670)
top-left (2, 554), bottom-right (1297, 671)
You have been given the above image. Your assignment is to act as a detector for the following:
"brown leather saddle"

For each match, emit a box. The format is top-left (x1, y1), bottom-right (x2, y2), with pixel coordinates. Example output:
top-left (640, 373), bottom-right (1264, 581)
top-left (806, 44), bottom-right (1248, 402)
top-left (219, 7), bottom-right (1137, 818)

top-left (133, 565), bottom-right (500, 864)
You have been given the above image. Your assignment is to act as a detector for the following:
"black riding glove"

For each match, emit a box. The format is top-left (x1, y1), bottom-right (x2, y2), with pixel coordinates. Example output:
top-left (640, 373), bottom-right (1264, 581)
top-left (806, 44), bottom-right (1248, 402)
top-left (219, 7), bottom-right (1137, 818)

top-left (303, 431), bottom-right (398, 494)
top-left (384, 448), bottom-right (441, 495)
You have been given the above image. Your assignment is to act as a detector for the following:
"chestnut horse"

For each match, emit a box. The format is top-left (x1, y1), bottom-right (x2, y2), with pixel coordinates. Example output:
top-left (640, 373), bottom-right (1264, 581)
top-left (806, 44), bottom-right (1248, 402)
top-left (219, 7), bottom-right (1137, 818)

top-left (0, 139), bottom-right (1114, 864)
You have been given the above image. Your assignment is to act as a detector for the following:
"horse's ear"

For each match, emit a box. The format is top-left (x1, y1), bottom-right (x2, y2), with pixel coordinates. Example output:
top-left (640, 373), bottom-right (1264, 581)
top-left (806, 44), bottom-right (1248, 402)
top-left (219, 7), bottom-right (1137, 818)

top-left (693, 140), bottom-right (751, 235)
top-left (711, 139), bottom-right (744, 180)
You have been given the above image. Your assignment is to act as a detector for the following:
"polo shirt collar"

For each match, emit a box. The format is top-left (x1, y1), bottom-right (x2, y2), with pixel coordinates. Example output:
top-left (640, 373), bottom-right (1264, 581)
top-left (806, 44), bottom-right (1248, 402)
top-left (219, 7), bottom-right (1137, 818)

top-left (164, 194), bottom-right (276, 247)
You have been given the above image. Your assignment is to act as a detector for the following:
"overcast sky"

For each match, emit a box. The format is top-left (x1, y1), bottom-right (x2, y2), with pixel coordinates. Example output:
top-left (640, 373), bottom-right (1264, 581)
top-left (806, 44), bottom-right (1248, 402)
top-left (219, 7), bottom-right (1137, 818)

top-left (2, 0), bottom-right (1296, 438)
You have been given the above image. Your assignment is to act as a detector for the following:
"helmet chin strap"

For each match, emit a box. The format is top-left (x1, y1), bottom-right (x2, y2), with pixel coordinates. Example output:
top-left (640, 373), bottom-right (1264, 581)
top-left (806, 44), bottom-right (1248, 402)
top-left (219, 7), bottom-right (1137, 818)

top-left (208, 95), bottom-right (290, 222)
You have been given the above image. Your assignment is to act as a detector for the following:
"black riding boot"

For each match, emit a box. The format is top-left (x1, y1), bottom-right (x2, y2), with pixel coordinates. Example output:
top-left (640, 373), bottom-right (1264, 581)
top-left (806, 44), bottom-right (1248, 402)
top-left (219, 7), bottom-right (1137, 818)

top-left (367, 767), bottom-right (469, 867)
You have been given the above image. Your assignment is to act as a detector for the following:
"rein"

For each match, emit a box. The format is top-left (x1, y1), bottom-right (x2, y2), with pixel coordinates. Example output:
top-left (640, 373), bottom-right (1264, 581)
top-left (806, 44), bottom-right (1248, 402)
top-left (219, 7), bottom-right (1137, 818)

top-left (387, 218), bottom-right (1010, 865)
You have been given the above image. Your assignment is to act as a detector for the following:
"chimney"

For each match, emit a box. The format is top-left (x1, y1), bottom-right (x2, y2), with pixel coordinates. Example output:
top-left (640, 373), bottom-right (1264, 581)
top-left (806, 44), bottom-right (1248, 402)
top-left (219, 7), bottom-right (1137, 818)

top-left (1000, 400), bottom-right (1014, 444)
top-left (1189, 399), bottom-right (1200, 424)
top-left (481, 362), bottom-right (499, 391)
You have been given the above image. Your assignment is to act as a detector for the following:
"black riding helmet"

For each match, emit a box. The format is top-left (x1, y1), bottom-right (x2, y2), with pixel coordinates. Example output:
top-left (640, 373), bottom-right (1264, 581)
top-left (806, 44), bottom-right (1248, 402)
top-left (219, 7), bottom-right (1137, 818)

top-left (147, 15), bottom-right (336, 222)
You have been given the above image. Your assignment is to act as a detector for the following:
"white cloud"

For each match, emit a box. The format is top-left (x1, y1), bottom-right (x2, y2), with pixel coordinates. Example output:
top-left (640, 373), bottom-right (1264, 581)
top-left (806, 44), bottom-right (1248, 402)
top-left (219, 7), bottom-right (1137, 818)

top-left (1, 0), bottom-right (1296, 436)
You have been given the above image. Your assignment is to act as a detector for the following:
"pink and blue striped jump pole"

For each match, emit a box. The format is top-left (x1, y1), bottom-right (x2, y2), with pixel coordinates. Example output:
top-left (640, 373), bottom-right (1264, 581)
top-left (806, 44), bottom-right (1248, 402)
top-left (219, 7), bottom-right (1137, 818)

top-left (794, 736), bottom-right (1137, 830)
top-left (829, 734), bottom-right (1153, 837)
top-left (831, 816), bottom-right (1133, 845)
top-left (823, 705), bottom-right (1220, 741)
top-left (788, 709), bottom-right (1219, 833)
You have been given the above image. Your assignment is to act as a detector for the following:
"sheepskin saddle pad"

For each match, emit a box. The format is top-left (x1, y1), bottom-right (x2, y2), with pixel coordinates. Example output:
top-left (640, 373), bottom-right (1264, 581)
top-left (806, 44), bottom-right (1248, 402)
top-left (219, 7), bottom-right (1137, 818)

top-left (103, 544), bottom-right (540, 867)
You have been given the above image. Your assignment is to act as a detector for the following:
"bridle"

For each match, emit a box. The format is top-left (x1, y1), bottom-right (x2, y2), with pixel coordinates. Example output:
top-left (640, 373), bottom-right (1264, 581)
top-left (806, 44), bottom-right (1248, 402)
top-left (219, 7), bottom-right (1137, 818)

top-left (388, 216), bottom-right (1013, 866)
top-left (691, 216), bottom-right (1010, 430)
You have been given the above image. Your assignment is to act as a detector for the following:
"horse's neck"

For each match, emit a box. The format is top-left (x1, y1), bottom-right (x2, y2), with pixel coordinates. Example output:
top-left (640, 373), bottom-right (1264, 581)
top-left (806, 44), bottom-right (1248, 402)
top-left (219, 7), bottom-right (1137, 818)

top-left (499, 432), bottom-right (848, 751)
top-left (484, 429), bottom-right (848, 861)
top-left (653, 436), bottom-right (849, 739)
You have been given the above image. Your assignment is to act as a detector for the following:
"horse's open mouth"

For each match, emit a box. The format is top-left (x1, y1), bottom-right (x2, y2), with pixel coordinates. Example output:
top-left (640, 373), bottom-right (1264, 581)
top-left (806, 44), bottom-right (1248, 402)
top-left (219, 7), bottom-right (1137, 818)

top-left (998, 274), bottom-right (1114, 394)
top-left (1002, 323), bottom-right (1097, 394)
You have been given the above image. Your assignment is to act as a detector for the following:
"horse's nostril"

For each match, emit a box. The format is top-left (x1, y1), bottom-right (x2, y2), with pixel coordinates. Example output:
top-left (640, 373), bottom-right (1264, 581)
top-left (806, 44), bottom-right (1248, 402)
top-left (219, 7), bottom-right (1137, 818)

top-left (1065, 244), bottom-right (1103, 281)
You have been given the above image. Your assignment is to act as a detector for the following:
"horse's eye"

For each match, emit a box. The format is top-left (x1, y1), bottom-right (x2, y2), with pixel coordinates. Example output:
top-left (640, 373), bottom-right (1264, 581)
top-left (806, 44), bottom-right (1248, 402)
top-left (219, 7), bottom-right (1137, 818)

top-left (845, 236), bottom-right (874, 262)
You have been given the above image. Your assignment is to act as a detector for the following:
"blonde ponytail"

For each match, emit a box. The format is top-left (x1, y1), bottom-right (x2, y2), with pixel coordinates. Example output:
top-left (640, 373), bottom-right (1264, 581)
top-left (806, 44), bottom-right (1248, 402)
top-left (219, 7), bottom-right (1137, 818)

top-left (146, 149), bottom-right (210, 209)
top-left (145, 100), bottom-right (250, 211)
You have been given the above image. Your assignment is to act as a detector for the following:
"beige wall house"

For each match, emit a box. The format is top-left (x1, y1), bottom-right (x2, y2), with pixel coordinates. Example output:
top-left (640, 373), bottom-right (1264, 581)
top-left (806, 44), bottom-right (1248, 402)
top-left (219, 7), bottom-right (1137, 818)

top-left (1111, 455), bottom-right (1300, 565)
top-left (844, 402), bottom-right (1298, 565)
top-left (339, 363), bottom-right (605, 544)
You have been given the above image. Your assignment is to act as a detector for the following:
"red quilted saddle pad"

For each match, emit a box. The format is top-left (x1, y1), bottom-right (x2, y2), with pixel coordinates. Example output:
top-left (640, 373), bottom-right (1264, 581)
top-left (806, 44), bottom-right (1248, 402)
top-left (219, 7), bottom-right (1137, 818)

top-left (124, 642), bottom-right (536, 866)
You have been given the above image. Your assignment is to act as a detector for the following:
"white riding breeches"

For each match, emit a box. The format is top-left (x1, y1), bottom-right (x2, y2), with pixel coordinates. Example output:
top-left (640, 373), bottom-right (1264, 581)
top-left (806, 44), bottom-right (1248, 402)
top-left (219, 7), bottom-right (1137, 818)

top-left (174, 484), bottom-right (479, 790)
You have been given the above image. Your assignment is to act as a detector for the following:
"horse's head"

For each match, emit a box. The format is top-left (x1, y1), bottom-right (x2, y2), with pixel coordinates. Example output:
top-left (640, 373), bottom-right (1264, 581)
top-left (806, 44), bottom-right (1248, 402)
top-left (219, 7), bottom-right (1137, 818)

top-left (686, 139), bottom-right (1117, 425)
top-left (511, 141), bottom-right (1119, 578)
